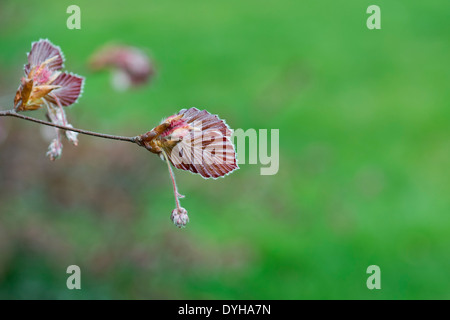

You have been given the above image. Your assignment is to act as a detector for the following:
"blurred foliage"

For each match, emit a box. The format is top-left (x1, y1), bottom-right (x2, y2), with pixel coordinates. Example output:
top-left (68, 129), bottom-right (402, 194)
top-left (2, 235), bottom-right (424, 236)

top-left (0, 0), bottom-right (449, 299)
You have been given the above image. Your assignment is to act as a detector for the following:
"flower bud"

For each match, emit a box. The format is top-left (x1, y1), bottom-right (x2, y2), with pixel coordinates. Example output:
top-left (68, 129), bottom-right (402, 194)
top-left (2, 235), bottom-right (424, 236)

top-left (170, 207), bottom-right (189, 228)
top-left (46, 139), bottom-right (62, 161)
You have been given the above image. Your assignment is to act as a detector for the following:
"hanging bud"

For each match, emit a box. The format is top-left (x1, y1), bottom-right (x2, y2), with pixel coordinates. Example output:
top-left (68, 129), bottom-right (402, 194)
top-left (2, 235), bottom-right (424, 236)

top-left (45, 100), bottom-right (78, 152)
top-left (46, 138), bottom-right (63, 161)
top-left (170, 207), bottom-right (189, 228)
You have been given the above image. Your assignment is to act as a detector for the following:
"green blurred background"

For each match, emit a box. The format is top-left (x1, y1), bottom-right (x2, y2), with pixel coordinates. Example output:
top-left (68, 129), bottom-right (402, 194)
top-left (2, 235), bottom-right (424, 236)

top-left (0, 0), bottom-right (449, 299)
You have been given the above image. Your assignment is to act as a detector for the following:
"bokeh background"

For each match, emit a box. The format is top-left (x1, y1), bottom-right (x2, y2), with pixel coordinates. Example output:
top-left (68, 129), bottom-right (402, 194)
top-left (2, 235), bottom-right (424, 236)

top-left (0, 0), bottom-right (449, 299)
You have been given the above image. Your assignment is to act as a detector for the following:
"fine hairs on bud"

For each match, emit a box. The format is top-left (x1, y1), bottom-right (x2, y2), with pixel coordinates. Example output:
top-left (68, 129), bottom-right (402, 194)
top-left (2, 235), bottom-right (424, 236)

top-left (171, 207), bottom-right (189, 228)
top-left (46, 138), bottom-right (63, 161)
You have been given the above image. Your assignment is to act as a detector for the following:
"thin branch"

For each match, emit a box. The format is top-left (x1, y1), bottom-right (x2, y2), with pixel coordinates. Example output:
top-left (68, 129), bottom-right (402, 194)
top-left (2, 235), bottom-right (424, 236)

top-left (0, 109), bottom-right (140, 144)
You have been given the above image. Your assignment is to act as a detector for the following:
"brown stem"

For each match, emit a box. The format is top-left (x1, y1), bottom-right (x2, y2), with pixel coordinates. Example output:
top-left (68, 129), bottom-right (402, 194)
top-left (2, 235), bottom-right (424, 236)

top-left (0, 109), bottom-right (140, 144)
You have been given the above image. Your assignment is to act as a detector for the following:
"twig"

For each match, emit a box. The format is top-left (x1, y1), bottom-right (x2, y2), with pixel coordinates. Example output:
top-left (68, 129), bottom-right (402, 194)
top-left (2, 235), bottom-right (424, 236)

top-left (0, 109), bottom-right (140, 144)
